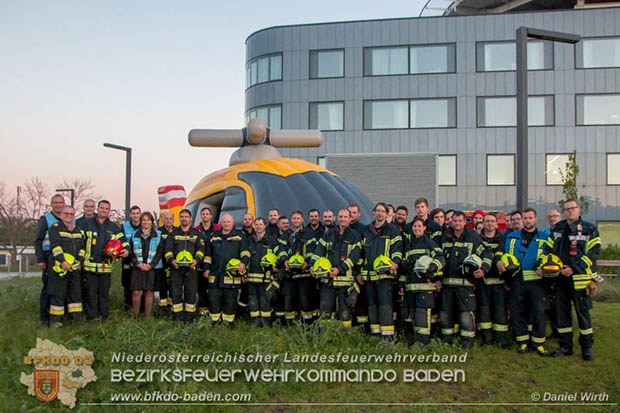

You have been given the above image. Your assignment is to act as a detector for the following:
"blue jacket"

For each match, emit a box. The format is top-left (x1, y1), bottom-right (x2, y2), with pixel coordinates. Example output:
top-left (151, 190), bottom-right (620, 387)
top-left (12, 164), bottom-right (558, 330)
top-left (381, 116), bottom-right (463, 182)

top-left (504, 229), bottom-right (547, 282)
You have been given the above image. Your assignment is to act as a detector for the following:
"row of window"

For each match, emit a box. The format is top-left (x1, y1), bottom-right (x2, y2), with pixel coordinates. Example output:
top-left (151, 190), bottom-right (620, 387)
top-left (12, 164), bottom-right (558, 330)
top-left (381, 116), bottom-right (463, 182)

top-left (246, 37), bottom-right (620, 87)
top-left (435, 153), bottom-right (620, 186)
top-left (245, 94), bottom-right (620, 130)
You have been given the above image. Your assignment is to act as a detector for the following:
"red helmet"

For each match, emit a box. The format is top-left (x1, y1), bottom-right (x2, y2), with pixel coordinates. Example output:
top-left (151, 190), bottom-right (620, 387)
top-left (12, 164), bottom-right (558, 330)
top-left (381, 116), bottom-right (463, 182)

top-left (104, 239), bottom-right (123, 258)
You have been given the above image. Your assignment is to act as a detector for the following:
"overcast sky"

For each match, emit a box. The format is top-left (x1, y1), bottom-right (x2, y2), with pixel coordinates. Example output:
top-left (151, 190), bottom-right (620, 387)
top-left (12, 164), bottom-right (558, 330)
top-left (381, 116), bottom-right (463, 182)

top-left (0, 0), bottom-right (428, 213)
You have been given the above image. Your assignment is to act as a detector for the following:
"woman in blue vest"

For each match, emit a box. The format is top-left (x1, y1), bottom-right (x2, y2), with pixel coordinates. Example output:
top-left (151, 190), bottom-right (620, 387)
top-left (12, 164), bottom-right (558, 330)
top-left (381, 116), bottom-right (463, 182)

top-left (129, 212), bottom-right (164, 318)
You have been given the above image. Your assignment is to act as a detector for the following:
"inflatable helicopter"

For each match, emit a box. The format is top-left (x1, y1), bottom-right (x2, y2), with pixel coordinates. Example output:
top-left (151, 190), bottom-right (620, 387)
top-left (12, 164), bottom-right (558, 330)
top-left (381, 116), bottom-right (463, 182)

top-left (158, 119), bottom-right (374, 226)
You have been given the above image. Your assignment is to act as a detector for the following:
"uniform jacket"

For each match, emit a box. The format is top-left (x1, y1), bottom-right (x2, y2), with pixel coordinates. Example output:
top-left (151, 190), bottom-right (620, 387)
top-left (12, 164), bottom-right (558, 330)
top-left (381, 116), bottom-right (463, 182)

top-left (311, 226), bottom-right (361, 288)
top-left (204, 228), bottom-right (250, 288)
top-left (402, 231), bottom-right (445, 291)
top-left (49, 221), bottom-right (85, 269)
top-left (80, 215), bottom-right (129, 274)
top-left (505, 228), bottom-right (548, 282)
top-left (441, 227), bottom-right (492, 287)
top-left (360, 221), bottom-right (403, 282)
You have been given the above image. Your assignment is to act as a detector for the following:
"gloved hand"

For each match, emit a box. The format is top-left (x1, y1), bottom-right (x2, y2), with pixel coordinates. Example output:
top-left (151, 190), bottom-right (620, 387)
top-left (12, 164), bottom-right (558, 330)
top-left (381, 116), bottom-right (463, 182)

top-left (265, 280), bottom-right (280, 302)
top-left (585, 277), bottom-right (601, 297)
top-left (345, 283), bottom-right (360, 309)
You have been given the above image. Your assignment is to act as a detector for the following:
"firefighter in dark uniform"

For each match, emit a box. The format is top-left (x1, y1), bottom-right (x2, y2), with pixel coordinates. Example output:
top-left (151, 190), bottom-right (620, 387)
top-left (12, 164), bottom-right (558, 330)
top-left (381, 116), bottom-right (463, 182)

top-left (348, 203), bottom-right (368, 329)
top-left (76, 199), bottom-right (96, 314)
top-left (204, 213), bottom-right (250, 325)
top-left (245, 217), bottom-right (282, 327)
top-left (34, 194), bottom-right (66, 326)
top-left (413, 198), bottom-right (443, 244)
top-left (478, 212), bottom-right (508, 347)
top-left (267, 208), bottom-right (280, 239)
top-left (303, 209), bottom-right (325, 320)
top-left (156, 211), bottom-right (176, 313)
top-left (440, 211), bottom-right (492, 348)
top-left (401, 216), bottom-right (445, 345)
top-left (310, 208), bottom-right (361, 327)
top-left (195, 207), bottom-right (221, 315)
top-left (121, 206), bottom-right (141, 311)
top-left (273, 216), bottom-right (291, 323)
top-left (164, 208), bottom-right (205, 323)
top-left (285, 210), bottom-right (314, 323)
top-left (393, 206), bottom-right (409, 332)
top-left (238, 213), bottom-right (255, 319)
top-left (360, 202), bottom-right (403, 340)
top-left (543, 200), bottom-right (601, 361)
top-left (502, 208), bottom-right (550, 356)
top-left (48, 206), bottom-right (85, 325)
top-left (81, 200), bottom-right (129, 321)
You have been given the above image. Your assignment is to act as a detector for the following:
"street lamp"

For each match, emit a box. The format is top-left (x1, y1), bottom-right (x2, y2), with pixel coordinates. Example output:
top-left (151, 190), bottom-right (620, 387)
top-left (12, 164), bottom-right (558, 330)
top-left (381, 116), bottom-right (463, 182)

top-left (516, 27), bottom-right (580, 211)
top-left (103, 143), bottom-right (132, 219)
top-left (56, 188), bottom-right (75, 207)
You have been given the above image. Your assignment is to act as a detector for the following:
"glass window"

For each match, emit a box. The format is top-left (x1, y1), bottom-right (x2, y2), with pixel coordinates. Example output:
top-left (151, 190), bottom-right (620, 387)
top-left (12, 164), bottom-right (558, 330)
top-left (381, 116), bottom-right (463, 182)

top-left (546, 154), bottom-right (570, 185)
top-left (608, 154), bottom-right (620, 185)
top-left (246, 54), bottom-right (283, 88)
top-left (477, 96), bottom-right (554, 127)
top-left (578, 37), bottom-right (620, 68)
top-left (487, 155), bottom-right (515, 185)
top-left (576, 94), bottom-right (620, 125)
top-left (364, 47), bottom-right (408, 76)
top-left (410, 44), bottom-right (455, 74)
top-left (438, 155), bottom-right (457, 186)
top-left (246, 105), bottom-right (281, 130)
top-left (363, 100), bottom-right (408, 129)
top-left (309, 102), bottom-right (344, 131)
top-left (477, 41), bottom-right (552, 71)
top-left (410, 98), bottom-right (456, 128)
top-left (317, 157), bottom-right (327, 169)
top-left (310, 49), bottom-right (344, 78)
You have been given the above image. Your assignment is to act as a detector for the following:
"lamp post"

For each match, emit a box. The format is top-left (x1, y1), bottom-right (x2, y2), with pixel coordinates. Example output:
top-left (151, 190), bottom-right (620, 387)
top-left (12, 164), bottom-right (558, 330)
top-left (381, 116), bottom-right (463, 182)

top-left (103, 143), bottom-right (132, 219)
top-left (56, 188), bottom-right (75, 207)
top-left (516, 27), bottom-right (579, 211)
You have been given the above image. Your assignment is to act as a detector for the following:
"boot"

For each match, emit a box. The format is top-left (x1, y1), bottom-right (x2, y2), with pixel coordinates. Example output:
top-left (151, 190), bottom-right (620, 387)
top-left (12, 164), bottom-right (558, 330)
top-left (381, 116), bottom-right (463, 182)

top-left (551, 347), bottom-right (574, 357)
top-left (581, 347), bottom-right (594, 361)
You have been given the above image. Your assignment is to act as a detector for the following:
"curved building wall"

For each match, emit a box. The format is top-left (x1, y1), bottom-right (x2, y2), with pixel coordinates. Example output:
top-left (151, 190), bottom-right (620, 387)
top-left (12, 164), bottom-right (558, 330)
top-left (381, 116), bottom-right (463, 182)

top-left (245, 9), bottom-right (620, 221)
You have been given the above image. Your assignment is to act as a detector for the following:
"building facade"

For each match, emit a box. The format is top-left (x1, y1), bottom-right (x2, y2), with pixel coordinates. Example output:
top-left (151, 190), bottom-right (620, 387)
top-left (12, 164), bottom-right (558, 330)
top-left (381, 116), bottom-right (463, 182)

top-left (244, 7), bottom-right (620, 228)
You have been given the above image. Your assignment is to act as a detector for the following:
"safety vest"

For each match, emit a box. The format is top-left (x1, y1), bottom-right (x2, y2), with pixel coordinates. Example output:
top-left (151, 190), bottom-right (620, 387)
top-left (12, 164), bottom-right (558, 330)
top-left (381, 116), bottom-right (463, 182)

top-left (505, 229), bottom-right (547, 282)
top-left (132, 230), bottom-right (162, 266)
top-left (42, 212), bottom-right (60, 251)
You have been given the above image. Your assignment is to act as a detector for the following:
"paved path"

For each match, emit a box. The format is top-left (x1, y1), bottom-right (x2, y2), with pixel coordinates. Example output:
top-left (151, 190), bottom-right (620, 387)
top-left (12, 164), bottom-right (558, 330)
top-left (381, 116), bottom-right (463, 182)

top-left (0, 272), bottom-right (40, 281)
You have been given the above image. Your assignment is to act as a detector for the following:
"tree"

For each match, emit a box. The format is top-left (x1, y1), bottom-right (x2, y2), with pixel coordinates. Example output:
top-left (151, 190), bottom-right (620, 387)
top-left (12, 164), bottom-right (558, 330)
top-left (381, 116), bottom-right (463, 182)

top-left (55, 177), bottom-right (99, 215)
top-left (558, 151), bottom-right (589, 214)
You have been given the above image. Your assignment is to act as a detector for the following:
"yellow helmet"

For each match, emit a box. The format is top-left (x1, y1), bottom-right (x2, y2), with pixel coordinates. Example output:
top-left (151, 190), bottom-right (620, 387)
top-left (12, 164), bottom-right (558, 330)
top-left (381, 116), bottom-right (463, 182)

top-left (373, 255), bottom-right (392, 275)
top-left (260, 252), bottom-right (277, 272)
top-left (541, 254), bottom-right (563, 278)
top-left (226, 258), bottom-right (245, 277)
top-left (175, 250), bottom-right (193, 267)
top-left (52, 253), bottom-right (77, 277)
top-left (288, 254), bottom-right (305, 274)
top-left (500, 254), bottom-right (521, 279)
top-left (313, 257), bottom-right (332, 278)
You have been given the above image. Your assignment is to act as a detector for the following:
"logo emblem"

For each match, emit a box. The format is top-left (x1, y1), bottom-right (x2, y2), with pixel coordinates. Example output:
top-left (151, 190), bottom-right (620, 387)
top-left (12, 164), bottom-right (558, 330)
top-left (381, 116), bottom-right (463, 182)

top-left (34, 370), bottom-right (59, 402)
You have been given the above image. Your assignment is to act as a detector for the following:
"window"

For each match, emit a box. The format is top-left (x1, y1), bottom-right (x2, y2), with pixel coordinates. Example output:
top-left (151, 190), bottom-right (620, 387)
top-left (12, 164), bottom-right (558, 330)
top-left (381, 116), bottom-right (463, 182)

top-left (608, 154), bottom-right (620, 185)
top-left (246, 105), bottom-right (281, 130)
top-left (410, 98), bottom-right (456, 128)
top-left (364, 98), bottom-right (456, 130)
top-left (310, 49), bottom-right (344, 79)
top-left (546, 154), bottom-right (570, 185)
top-left (317, 156), bottom-right (327, 169)
top-left (577, 37), bottom-right (620, 69)
top-left (487, 154), bottom-right (515, 186)
top-left (246, 54), bottom-right (282, 88)
top-left (477, 96), bottom-right (554, 127)
top-left (0, 254), bottom-right (6, 266)
top-left (364, 100), bottom-right (408, 129)
top-left (576, 94), bottom-right (620, 126)
top-left (364, 44), bottom-right (455, 76)
top-left (309, 102), bottom-right (344, 131)
top-left (410, 44), bottom-right (455, 74)
top-left (476, 41), bottom-right (553, 72)
top-left (438, 155), bottom-right (457, 186)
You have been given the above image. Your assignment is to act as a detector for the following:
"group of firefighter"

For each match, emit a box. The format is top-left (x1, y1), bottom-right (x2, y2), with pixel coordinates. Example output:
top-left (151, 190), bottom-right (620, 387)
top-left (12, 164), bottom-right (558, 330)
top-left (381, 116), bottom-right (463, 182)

top-left (35, 194), bottom-right (601, 361)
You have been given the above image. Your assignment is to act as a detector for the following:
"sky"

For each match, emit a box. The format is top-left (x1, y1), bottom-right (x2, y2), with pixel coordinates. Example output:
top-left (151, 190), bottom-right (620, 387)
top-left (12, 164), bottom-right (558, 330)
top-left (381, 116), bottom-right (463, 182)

top-left (0, 0), bottom-right (427, 214)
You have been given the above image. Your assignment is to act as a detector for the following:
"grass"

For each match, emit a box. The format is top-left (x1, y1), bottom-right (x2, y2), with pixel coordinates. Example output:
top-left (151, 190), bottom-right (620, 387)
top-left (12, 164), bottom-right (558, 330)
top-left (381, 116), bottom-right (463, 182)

top-left (1, 271), bottom-right (619, 413)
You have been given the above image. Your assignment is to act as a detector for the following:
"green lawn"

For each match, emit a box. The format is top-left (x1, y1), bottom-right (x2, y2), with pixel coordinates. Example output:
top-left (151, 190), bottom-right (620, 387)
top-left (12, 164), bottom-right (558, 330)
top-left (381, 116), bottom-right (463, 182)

top-left (1, 272), bottom-right (619, 412)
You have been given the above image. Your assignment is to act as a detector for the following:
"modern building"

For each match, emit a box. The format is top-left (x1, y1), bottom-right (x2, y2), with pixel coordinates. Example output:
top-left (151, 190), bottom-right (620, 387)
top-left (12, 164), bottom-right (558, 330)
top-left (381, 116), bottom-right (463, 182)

top-left (244, 1), bottom-right (620, 240)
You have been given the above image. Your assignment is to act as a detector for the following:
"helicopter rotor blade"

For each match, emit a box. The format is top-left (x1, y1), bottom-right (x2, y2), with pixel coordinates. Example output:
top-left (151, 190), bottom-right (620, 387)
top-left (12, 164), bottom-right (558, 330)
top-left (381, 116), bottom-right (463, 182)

top-left (188, 129), bottom-right (244, 147)
top-left (269, 129), bottom-right (322, 148)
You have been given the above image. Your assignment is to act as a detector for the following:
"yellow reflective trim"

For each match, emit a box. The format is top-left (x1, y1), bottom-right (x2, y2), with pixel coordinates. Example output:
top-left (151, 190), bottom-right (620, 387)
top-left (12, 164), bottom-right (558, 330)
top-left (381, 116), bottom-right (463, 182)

top-left (557, 327), bottom-right (573, 333)
top-left (580, 328), bottom-right (593, 335)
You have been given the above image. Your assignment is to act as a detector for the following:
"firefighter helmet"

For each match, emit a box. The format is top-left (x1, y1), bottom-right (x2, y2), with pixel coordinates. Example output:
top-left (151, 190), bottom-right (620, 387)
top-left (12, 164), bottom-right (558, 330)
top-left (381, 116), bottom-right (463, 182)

top-left (500, 253), bottom-right (521, 279)
top-left (226, 258), bottom-right (245, 277)
top-left (462, 254), bottom-right (483, 275)
top-left (288, 253), bottom-right (305, 274)
top-left (414, 255), bottom-right (434, 274)
top-left (260, 252), bottom-right (277, 272)
top-left (52, 253), bottom-right (77, 277)
top-left (175, 250), bottom-right (194, 267)
top-left (104, 239), bottom-right (123, 258)
top-left (312, 257), bottom-right (332, 278)
top-left (373, 255), bottom-right (393, 275)
top-left (541, 254), bottom-right (563, 278)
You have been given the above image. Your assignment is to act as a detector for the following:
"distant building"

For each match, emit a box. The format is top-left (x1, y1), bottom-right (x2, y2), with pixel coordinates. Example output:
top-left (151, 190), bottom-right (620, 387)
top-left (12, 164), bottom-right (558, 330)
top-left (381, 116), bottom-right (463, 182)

top-left (244, 1), bottom-right (620, 234)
